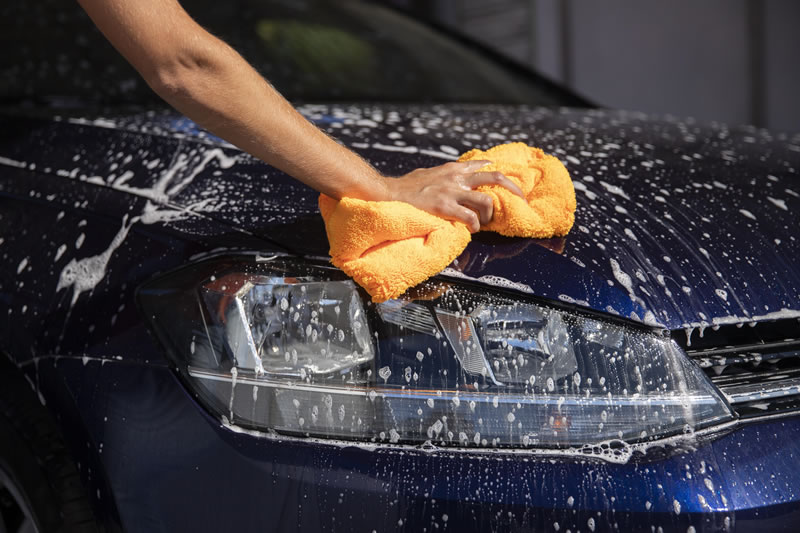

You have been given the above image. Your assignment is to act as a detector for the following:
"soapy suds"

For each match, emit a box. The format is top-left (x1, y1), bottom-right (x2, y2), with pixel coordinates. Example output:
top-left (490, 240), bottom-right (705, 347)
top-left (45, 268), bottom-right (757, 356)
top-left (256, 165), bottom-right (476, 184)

top-left (0, 155), bottom-right (27, 168)
top-left (609, 258), bottom-right (634, 294)
top-left (767, 196), bottom-right (788, 210)
top-left (440, 268), bottom-right (534, 295)
top-left (219, 414), bottom-right (740, 466)
top-left (739, 209), bottom-right (757, 220)
top-left (56, 215), bottom-right (134, 306)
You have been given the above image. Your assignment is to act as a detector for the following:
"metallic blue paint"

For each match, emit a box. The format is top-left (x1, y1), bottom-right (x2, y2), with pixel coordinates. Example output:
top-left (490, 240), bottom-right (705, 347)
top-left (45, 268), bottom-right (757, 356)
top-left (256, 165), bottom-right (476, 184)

top-left (32, 355), bottom-right (800, 532)
top-left (1, 5), bottom-right (800, 532)
top-left (3, 103), bottom-right (800, 531)
top-left (4, 105), bottom-right (798, 336)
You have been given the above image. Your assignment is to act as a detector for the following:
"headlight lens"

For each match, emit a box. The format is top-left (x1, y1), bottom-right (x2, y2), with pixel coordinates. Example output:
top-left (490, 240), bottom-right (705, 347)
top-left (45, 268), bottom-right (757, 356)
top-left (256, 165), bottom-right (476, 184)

top-left (139, 255), bottom-right (733, 448)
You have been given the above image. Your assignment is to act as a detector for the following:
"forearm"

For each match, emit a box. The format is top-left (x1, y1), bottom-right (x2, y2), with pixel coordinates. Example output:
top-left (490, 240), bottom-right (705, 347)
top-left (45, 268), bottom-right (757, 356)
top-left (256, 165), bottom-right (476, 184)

top-left (78, 0), bottom-right (385, 201)
top-left (147, 33), bottom-right (387, 201)
top-left (78, 0), bottom-right (521, 232)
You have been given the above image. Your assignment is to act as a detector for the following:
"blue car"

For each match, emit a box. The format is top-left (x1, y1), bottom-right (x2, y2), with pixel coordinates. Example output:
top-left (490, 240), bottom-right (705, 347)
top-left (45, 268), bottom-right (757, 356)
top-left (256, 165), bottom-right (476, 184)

top-left (2, 1), bottom-right (799, 532)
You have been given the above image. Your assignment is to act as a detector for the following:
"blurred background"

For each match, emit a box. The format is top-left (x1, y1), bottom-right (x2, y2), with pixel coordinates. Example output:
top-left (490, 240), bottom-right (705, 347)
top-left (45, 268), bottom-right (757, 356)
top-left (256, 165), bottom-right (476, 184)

top-left (391, 0), bottom-right (800, 133)
top-left (2, 0), bottom-right (797, 133)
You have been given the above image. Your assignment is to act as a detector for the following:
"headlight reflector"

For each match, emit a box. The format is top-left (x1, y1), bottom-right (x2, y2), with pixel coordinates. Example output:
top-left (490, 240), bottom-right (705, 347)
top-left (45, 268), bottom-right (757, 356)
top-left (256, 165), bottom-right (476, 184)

top-left (200, 274), bottom-right (373, 379)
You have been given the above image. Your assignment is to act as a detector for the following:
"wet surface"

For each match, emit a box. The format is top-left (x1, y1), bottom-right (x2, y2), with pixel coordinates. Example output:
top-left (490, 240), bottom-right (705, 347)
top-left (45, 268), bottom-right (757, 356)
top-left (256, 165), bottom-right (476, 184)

top-left (2, 104), bottom-right (798, 336)
top-left (32, 356), bottom-right (800, 532)
top-left (2, 101), bottom-right (800, 532)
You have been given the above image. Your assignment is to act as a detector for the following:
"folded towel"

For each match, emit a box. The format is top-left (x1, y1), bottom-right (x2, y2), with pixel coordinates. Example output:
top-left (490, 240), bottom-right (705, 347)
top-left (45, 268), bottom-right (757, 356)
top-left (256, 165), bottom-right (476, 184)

top-left (319, 143), bottom-right (576, 302)
top-left (318, 195), bottom-right (471, 303)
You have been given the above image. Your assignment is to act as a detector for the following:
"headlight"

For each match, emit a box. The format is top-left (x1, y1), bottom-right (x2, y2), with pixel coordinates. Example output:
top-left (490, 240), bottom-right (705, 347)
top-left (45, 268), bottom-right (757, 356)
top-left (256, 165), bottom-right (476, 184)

top-left (139, 254), bottom-right (733, 449)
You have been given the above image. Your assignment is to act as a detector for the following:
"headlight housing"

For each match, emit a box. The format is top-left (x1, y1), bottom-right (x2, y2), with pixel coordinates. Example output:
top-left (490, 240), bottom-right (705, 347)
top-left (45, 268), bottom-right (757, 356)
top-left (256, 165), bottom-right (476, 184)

top-left (139, 254), bottom-right (733, 449)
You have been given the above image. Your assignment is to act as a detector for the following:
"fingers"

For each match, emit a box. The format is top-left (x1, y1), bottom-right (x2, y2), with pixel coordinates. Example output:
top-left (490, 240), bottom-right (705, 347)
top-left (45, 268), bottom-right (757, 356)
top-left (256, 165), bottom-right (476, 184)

top-left (454, 159), bottom-right (491, 172)
top-left (437, 160), bottom-right (489, 179)
top-left (443, 204), bottom-right (480, 233)
top-left (457, 190), bottom-right (494, 229)
top-left (392, 160), bottom-right (519, 232)
top-left (465, 171), bottom-right (525, 198)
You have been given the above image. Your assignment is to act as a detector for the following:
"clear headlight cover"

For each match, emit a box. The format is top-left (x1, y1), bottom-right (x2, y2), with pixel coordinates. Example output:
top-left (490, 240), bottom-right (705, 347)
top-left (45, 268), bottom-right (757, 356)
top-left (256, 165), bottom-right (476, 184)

top-left (139, 255), bottom-right (733, 449)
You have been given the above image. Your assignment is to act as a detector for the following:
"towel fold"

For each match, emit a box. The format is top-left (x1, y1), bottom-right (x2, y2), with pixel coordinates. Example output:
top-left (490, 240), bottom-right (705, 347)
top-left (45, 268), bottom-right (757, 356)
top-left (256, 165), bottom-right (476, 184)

top-left (319, 143), bottom-right (576, 302)
top-left (318, 195), bottom-right (472, 303)
top-left (459, 143), bottom-right (576, 238)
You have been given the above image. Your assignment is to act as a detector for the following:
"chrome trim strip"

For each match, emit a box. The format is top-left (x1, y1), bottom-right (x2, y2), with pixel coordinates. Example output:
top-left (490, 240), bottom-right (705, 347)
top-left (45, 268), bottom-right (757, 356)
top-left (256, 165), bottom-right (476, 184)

top-left (721, 376), bottom-right (800, 404)
top-left (188, 366), bottom-right (722, 407)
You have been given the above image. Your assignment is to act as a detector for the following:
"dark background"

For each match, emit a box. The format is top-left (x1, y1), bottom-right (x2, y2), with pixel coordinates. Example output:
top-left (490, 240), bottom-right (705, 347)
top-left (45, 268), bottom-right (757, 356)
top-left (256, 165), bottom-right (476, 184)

top-left (392, 0), bottom-right (800, 133)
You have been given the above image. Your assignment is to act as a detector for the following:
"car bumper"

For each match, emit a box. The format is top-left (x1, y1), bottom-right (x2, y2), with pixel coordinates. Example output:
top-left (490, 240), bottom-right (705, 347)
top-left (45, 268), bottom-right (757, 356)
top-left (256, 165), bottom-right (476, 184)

top-left (37, 357), bottom-right (800, 532)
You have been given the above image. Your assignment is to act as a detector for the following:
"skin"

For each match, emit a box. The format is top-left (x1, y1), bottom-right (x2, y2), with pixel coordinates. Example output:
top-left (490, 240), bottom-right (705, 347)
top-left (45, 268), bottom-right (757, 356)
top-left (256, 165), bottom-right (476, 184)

top-left (77, 0), bottom-right (524, 232)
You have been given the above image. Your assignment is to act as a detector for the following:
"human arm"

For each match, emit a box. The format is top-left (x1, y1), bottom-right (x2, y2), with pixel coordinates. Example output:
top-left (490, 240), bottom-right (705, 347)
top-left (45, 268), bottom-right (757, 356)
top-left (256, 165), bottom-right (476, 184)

top-left (77, 0), bottom-right (523, 232)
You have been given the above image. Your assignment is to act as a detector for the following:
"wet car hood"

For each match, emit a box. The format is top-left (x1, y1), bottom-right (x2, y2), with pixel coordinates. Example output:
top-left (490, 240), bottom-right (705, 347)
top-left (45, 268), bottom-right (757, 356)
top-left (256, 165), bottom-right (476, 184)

top-left (8, 103), bottom-right (800, 334)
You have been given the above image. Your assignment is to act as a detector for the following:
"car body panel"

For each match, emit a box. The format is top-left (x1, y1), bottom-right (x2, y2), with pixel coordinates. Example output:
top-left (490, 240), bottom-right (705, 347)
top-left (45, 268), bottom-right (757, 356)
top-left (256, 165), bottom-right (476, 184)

top-left (2, 0), bottom-right (799, 529)
top-left (31, 354), bottom-right (800, 532)
top-left (2, 104), bottom-right (800, 532)
top-left (3, 105), bottom-right (799, 340)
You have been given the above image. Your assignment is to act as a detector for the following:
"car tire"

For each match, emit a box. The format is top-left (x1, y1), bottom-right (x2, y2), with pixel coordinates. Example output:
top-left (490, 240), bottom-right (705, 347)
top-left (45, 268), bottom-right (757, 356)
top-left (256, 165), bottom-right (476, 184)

top-left (0, 357), bottom-right (100, 533)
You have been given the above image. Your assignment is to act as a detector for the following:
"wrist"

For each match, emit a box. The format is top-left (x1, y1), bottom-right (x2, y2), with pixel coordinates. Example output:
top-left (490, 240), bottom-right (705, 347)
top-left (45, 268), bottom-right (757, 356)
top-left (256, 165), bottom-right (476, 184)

top-left (375, 174), bottom-right (395, 202)
top-left (345, 165), bottom-right (390, 203)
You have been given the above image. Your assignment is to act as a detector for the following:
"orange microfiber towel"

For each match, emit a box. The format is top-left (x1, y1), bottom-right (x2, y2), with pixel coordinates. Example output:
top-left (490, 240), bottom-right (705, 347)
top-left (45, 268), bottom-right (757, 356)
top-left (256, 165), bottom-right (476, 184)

top-left (319, 143), bottom-right (576, 302)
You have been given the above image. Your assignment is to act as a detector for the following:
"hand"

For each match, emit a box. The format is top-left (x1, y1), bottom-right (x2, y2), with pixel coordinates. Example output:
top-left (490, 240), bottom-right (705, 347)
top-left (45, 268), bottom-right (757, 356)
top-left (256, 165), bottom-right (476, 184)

top-left (382, 160), bottom-right (525, 233)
